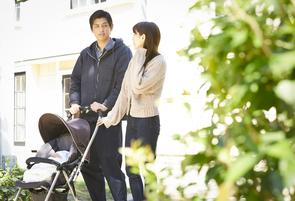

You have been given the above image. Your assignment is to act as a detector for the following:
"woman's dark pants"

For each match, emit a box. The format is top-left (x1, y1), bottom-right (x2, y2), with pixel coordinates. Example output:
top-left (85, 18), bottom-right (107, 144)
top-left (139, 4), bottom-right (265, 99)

top-left (125, 115), bottom-right (160, 201)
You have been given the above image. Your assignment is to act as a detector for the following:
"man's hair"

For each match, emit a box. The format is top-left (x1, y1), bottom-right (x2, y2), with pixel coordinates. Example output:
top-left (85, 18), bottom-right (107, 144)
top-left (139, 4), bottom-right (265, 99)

top-left (133, 22), bottom-right (161, 68)
top-left (89, 9), bottom-right (113, 29)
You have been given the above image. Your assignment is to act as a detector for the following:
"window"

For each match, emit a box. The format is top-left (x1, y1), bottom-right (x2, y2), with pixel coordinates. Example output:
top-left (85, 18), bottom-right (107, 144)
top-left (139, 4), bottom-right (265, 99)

top-left (91, 0), bottom-right (99, 3)
top-left (70, 0), bottom-right (107, 9)
top-left (15, 3), bottom-right (20, 21)
top-left (62, 75), bottom-right (71, 119)
top-left (63, 75), bottom-right (80, 119)
top-left (14, 73), bottom-right (26, 146)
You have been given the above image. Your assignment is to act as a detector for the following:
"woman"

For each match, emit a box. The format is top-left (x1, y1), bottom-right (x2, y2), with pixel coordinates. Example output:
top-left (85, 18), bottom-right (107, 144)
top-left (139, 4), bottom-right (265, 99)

top-left (93, 21), bottom-right (167, 201)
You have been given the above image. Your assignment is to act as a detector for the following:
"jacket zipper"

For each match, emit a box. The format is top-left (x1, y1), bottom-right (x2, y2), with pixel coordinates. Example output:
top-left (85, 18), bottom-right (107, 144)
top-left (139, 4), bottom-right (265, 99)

top-left (87, 49), bottom-right (110, 101)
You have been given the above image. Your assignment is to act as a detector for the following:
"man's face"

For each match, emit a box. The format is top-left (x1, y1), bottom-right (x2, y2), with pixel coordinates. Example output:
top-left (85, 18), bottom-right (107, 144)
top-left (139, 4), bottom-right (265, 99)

top-left (91, 17), bottom-right (113, 43)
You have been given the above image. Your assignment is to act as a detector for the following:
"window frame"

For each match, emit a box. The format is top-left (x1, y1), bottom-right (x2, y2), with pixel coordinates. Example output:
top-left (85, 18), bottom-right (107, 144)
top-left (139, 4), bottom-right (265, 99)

top-left (14, 72), bottom-right (26, 146)
top-left (66, 0), bottom-right (135, 17)
top-left (62, 74), bottom-right (72, 119)
top-left (15, 3), bottom-right (20, 22)
top-left (70, 0), bottom-right (106, 9)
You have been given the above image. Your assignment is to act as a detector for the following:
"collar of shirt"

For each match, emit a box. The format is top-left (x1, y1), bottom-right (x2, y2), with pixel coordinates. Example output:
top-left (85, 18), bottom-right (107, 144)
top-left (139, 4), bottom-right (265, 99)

top-left (96, 38), bottom-right (115, 60)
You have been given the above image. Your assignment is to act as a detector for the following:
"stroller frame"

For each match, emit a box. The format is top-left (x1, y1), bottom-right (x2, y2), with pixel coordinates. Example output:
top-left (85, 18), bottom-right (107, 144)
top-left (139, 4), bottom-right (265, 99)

top-left (15, 168), bottom-right (73, 201)
top-left (14, 109), bottom-right (102, 201)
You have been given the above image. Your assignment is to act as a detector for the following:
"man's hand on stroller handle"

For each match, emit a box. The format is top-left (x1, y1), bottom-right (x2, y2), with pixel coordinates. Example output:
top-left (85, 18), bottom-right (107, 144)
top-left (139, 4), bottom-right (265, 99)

top-left (68, 104), bottom-right (103, 119)
top-left (70, 103), bottom-right (81, 115)
top-left (90, 102), bottom-right (108, 112)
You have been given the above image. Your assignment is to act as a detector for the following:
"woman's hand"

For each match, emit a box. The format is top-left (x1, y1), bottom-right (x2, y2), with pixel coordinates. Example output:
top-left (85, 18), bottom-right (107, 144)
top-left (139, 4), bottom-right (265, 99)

top-left (90, 102), bottom-right (108, 112)
top-left (97, 117), bottom-right (105, 126)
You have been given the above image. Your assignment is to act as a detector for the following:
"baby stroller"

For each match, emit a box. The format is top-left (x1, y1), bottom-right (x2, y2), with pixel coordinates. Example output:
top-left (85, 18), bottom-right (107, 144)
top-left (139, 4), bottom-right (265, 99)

top-left (14, 109), bottom-right (101, 201)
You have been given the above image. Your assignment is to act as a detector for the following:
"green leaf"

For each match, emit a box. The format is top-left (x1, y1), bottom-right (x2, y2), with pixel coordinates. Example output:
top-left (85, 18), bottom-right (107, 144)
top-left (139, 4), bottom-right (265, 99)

top-left (181, 153), bottom-right (214, 172)
top-left (184, 102), bottom-right (191, 111)
top-left (192, 196), bottom-right (204, 201)
top-left (189, 1), bottom-right (202, 10)
top-left (230, 29), bottom-right (248, 48)
top-left (274, 80), bottom-right (295, 106)
top-left (130, 167), bottom-right (140, 175)
top-left (228, 84), bottom-right (248, 105)
top-left (279, 159), bottom-right (295, 188)
top-left (259, 131), bottom-right (285, 143)
top-left (206, 164), bottom-right (225, 185)
top-left (171, 134), bottom-right (180, 140)
top-left (261, 170), bottom-right (284, 197)
top-left (182, 89), bottom-right (191, 95)
top-left (252, 36), bottom-right (262, 48)
top-left (225, 152), bottom-right (261, 182)
top-left (263, 139), bottom-right (294, 160)
top-left (270, 51), bottom-right (295, 80)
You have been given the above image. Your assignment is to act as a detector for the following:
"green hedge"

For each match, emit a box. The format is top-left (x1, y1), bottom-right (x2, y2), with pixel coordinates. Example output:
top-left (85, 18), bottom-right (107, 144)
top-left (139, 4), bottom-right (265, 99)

top-left (0, 158), bottom-right (32, 201)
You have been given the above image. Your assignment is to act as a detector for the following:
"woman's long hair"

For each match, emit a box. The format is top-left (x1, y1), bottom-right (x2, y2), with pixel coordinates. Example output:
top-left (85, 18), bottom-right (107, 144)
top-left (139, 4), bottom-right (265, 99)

top-left (133, 22), bottom-right (161, 68)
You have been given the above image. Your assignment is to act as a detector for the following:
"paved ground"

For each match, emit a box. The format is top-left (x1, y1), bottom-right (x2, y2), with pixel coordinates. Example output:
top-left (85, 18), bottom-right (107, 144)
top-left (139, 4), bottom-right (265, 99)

top-left (127, 194), bottom-right (133, 201)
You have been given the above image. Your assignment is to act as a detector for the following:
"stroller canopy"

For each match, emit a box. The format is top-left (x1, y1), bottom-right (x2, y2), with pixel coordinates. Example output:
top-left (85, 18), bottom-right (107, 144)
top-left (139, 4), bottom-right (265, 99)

top-left (38, 113), bottom-right (90, 163)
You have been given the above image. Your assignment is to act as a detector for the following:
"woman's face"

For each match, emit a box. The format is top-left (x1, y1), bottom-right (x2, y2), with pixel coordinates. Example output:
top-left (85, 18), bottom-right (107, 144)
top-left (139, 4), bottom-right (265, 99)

top-left (132, 31), bottom-right (145, 50)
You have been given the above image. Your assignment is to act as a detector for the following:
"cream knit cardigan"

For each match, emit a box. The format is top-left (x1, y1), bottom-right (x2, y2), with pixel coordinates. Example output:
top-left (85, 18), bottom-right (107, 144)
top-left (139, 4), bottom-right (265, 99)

top-left (103, 48), bottom-right (167, 128)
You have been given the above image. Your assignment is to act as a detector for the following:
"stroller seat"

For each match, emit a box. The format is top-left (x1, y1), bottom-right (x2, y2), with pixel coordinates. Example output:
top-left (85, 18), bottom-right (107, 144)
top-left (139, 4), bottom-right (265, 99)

top-left (14, 113), bottom-right (90, 201)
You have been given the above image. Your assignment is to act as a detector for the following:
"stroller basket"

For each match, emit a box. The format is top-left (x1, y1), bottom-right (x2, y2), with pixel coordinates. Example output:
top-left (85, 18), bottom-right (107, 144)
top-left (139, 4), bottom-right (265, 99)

top-left (29, 188), bottom-right (68, 201)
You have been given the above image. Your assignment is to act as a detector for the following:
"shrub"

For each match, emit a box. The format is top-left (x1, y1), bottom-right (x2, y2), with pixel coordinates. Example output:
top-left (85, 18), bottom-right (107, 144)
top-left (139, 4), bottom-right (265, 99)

top-left (0, 158), bottom-right (32, 201)
top-left (178, 0), bottom-right (295, 200)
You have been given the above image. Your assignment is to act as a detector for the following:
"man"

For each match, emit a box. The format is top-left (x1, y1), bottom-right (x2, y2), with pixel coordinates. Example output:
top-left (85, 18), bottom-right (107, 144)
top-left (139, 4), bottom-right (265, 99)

top-left (69, 9), bottom-right (132, 201)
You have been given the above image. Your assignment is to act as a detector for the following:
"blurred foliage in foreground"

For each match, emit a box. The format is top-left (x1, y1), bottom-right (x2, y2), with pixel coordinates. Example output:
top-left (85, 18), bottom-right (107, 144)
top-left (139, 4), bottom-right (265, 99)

top-left (122, 140), bottom-right (168, 201)
top-left (176, 0), bottom-right (295, 200)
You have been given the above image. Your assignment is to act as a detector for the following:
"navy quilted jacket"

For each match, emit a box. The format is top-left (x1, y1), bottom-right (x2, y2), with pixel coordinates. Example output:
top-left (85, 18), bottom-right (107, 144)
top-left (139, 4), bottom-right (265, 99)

top-left (69, 38), bottom-right (132, 122)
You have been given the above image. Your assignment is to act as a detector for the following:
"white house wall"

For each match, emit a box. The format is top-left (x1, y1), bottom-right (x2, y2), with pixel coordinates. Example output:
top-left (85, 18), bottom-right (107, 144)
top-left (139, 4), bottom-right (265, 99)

top-left (0, 0), bottom-right (17, 168)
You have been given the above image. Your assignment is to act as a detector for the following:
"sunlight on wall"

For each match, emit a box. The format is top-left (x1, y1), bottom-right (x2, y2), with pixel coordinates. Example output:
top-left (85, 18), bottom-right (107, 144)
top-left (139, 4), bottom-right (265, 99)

top-left (38, 63), bottom-right (56, 91)
top-left (60, 60), bottom-right (76, 71)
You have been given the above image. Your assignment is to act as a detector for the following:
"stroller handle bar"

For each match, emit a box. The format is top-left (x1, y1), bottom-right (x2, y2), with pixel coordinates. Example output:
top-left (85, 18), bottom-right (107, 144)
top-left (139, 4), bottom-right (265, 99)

top-left (67, 106), bottom-right (103, 119)
top-left (69, 107), bottom-right (102, 182)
